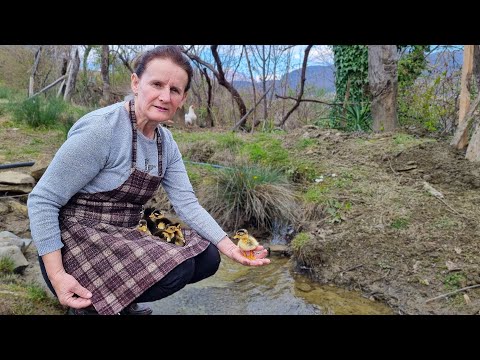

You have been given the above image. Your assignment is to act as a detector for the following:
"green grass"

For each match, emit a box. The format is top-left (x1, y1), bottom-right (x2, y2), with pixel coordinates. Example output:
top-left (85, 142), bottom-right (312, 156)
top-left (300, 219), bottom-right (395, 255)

top-left (391, 217), bottom-right (410, 229)
top-left (295, 138), bottom-right (316, 150)
top-left (0, 257), bottom-right (15, 274)
top-left (291, 232), bottom-right (311, 252)
top-left (302, 184), bottom-right (330, 203)
top-left (443, 273), bottom-right (467, 291)
top-left (0, 273), bottom-right (65, 315)
top-left (290, 232), bottom-right (312, 265)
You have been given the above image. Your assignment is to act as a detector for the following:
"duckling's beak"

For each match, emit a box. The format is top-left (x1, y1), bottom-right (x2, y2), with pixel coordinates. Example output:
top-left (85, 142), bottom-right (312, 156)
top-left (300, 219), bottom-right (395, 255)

top-left (233, 235), bottom-right (239, 240)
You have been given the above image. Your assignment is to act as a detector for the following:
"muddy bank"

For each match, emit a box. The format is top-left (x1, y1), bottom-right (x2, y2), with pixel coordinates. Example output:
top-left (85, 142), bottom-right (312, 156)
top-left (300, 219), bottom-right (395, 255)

top-left (286, 128), bottom-right (480, 315)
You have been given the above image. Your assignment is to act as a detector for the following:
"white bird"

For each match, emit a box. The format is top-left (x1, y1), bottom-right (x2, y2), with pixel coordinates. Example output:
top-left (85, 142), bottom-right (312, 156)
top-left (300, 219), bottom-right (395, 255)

top-left (184, 105), bottom-right (197, 127)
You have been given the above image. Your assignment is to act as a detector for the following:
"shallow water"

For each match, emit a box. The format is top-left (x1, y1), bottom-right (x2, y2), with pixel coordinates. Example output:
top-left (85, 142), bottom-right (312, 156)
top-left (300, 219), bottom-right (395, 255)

top-left (148, 254), bottom-right (394, 315)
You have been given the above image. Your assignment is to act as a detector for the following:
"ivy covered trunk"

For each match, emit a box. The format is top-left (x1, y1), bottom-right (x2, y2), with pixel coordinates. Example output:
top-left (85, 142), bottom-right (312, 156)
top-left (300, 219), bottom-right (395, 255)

top-left (368, 45), bottom-right (399, 132)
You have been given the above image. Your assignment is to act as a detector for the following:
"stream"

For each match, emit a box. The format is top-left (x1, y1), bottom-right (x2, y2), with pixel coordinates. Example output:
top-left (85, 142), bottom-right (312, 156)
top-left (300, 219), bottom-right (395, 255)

top-left (148, 254), bottom-right (394, 315)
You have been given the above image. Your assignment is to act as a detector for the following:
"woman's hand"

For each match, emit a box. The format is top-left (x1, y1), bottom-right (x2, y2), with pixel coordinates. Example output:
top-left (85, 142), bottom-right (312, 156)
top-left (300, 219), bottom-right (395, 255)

top-left (42, 250), bottom-right (92, 309)
top-left (217, 236), bottom-right (271, 266)
top-left (49, 270), bottom-right (93, 309)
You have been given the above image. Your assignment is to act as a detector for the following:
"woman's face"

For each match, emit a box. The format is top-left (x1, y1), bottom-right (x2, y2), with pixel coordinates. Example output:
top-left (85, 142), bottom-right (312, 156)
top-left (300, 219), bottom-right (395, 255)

top-left (131, 58), bottom-right (188, 123)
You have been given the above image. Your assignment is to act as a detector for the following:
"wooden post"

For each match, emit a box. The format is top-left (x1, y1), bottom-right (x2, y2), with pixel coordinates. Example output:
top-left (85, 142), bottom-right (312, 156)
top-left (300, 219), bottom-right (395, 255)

top-left (454, 45), bottom-right (474, 149)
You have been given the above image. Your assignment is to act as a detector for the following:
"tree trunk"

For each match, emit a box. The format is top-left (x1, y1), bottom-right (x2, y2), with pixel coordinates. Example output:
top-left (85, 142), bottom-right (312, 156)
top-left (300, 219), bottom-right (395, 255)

top-left (244, 46), bottom-right (257, 131)
top-left (466, 45), bottom-right (480, 161)
top-left (210, 46), bottom-right (247, 124)
top-left (465, 124), bottom-right (480, 161)
top-left (57, 51), bottom-right (69, 98)
top-left (28, 46), bottom-right (42, 97)
top-left (368, 45), bottom-right (399, 132)
top-left (279, 45), bottom-right (312, 127)
top-left (455, 45), bottom-right (475, 149)
top-left (202, 67), bottom-right (214, 127)
top-left (101, 45), bottom-right (111, 105)
top-left (473, 45), bottom-right (480, 90)
top-left (64, 46), bottom-right (80, 102)
top-left (450, 93), bottom-right (480, 148)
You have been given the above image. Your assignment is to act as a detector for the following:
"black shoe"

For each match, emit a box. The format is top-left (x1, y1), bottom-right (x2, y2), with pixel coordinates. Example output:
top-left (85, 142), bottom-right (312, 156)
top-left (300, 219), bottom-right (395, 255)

top-left (67, 305), bottom-right (99, 315)
top-left (119, 303), bottom-right (153, 315)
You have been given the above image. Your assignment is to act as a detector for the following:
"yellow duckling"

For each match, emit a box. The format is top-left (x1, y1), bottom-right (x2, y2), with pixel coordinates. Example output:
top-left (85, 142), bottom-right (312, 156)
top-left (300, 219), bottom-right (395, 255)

top-left (159, 223), bottom-right (186, 246)
top-left (162, 224), bottom-right (177, 244)
top-left (137, 219), bottom-right (151, 235)
top-left (171, 223), bottom-right (186, 247)
top-left (233, 229), bottom-right (259, 260)
top-left (142, 208), bottom-right (172, 234)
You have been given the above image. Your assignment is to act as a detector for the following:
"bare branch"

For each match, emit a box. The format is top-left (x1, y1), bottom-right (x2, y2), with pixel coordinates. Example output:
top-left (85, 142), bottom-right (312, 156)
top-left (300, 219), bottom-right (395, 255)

top-left (275, 94), bottom-right (344, 106)
top-left (231, 83), bottom-right (274, 131)
top-left (29, 75), bottom-right (67, 99)
top-left (279, 45), bottom-right (313, 127)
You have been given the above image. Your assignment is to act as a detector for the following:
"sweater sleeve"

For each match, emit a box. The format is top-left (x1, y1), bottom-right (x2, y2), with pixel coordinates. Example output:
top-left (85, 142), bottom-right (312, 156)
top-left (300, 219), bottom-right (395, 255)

top-left (160, 133), bottom-right (227, 245)
top-left (27, 116), bottom-right (113, 256)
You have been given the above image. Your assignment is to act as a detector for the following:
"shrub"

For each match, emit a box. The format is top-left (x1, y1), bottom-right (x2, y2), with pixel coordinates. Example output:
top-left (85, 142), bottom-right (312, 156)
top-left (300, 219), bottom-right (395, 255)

top-left (10, 96), bottom-right (67, 128)
top-left (198, 165), bottom-right (298, 232)
top-left (0, 257), bottom-right (15, 274)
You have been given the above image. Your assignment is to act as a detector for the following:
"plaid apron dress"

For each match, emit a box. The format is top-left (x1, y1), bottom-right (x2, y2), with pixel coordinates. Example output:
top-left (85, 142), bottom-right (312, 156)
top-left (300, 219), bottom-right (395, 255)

top-left (59, 100), bottom-right (210, 315)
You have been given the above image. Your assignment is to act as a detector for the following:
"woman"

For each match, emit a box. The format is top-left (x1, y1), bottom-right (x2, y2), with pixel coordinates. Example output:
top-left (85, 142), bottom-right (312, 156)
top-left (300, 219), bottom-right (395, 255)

top-left (27, 45), bottom-right (270, 315)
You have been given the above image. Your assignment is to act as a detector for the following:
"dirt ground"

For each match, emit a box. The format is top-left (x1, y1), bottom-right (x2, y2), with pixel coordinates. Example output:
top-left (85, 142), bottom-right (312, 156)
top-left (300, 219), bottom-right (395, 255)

top-left (283, 126), bottom-right (480, 315)
top-left (1, 121), bottom-right (479, 315)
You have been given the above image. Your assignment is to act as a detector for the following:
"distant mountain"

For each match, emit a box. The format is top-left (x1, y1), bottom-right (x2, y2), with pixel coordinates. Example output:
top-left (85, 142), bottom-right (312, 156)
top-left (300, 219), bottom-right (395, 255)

top-left (426, 50), bottom-right (463, 75)
top-left (231, 49), bottom-right (463, 95)
top-left (233, 64), bottom-right (335, 94)
top-left (281, 64), bottom-right (335, 93)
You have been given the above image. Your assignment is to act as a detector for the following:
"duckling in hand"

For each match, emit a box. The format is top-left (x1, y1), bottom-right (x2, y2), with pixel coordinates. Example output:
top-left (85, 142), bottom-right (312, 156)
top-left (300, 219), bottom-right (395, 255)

top-left (233, 229), bottom-right (259, 260)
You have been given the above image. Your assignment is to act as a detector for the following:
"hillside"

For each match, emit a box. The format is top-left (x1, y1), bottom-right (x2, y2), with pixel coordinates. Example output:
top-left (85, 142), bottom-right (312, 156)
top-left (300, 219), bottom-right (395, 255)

top-left (1, 118), bottom-right (479, 315)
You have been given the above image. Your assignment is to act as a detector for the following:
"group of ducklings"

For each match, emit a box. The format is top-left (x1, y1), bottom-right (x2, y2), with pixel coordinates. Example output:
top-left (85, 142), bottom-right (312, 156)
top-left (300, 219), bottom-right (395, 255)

top-left (137, 207), bottom-right (186, 247)
top-left (137, 208), bottom-right (260, 258)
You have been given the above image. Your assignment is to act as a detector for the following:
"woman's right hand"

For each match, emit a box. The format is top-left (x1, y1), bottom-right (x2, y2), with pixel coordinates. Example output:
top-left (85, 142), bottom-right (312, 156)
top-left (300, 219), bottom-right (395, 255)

top-left (49, 270), bottom-right (93, 309)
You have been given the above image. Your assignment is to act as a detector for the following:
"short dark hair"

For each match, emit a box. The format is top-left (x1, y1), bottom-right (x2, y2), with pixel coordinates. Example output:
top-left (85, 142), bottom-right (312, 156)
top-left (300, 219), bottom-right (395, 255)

top-left (133, 45), bottom-right (193, 92)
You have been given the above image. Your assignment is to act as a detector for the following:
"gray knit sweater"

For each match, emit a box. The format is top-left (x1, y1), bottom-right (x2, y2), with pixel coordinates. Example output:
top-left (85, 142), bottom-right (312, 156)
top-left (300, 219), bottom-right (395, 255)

top-left (27, 102), bottom-right (227, 256)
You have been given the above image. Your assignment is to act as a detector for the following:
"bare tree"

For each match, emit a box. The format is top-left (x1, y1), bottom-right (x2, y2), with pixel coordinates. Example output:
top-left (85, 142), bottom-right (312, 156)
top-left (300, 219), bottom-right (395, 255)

top-left (251, 45), bottom-right (272, 121)
top-left (201, 67), bottom-right (214, 127)
top-left (368, 45), bottom-right (399, 132)
top-left (57, 46), bottom-right (71, 98)
top-left (183, 45), bottom-right (247, 127)
top-left (110, 45), bottom-right (147, 74)
top-left (244, 45), bottom-right (257, 130)
top-left (101, 45), bottom-right (111, 105)
top-left (64, 46), bottom-right (80, 102)
top-left (28, 46), bottom-right (42, 97)
top-left (280, 48), bottom-right (293, 120)
top-left (278, 45), bottom-right (313, 127)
